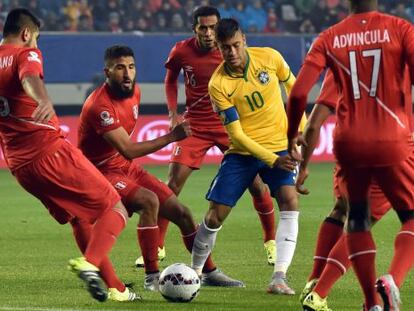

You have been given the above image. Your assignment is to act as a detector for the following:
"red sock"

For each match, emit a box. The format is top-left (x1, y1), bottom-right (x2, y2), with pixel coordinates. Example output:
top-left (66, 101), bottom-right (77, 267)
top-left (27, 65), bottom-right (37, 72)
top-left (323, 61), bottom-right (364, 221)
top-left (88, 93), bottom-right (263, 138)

top-left (314, 235), bottom-right (350, 298)
top-left (388, 219), bottom-right (414, 287)
top-left (182, 229), bottom-right (216, 273)
top-left (309, 217), bottom-right (344, 280)
top-left (137, 225), bottom-right (159, 274)
top-left (70, 218), bottom-right (125, 292)
top-left (347, 231), bottom-right (379, 308)
top-left (252, 190), bottom-right (276, 242)
top-left (157, 217), bottom-right (169, 248)
top-left (84, 208), bottom-right (126, 267)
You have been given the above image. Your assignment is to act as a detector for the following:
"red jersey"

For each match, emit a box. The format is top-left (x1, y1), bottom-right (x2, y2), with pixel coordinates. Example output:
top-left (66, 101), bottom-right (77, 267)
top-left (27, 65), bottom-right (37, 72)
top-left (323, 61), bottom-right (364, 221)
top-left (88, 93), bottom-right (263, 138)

top-left (165, 37), bottom-right (223, 128)
top-left (78, 83), bottom-right (140, 170)
top-left (0, 44), bottom-right (63, 171)
top-left (315, 70), bottom-right (337, 110)
top-left (305, 11), bottom-right (414, 166)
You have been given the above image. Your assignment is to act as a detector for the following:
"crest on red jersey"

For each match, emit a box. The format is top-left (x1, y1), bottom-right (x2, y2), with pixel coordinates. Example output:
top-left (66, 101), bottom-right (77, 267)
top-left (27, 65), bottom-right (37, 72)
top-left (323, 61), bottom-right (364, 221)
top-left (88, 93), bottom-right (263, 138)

top-left (133, 105), bottom-right (138, 120)
top-left (100, 111), bottom-right (114, 126)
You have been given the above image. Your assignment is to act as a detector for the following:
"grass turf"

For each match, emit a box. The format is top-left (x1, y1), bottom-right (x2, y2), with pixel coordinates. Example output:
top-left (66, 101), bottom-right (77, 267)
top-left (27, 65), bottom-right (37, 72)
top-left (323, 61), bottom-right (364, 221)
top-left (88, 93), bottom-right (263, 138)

top-left (0, 163), bottom-right (411, 310)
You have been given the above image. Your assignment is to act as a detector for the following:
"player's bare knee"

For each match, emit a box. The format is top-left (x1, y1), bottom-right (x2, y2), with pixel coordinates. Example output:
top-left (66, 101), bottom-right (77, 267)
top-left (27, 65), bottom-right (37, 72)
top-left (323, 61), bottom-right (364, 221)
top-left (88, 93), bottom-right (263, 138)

top-left (329, 197), bottom-right (348, 222)
top-left (248, 176), bottom-right (266, 197)
top-left (129, 188), bottom-right (159, 215)
top-left (347, 201), bottom-right (371, 232)
top-left (276, 188), bottom-right (299, 212)
top-left (167, 178), bottom-right (182, 196)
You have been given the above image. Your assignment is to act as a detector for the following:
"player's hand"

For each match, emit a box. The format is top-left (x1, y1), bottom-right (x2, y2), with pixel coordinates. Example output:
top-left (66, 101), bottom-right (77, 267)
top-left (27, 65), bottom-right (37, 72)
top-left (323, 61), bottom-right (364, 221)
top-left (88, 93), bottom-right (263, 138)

top-left (170, 120), bottom-right (191, 141)
top-left (273, 154), bottom-right (297, 172)
top-left (32, 100), bottom-right (56, 123)
top-left (288, 136), bottom-right (306, 161)
top-left (168, 111), bottom-right (183, 130)
top-left (296, 166), bottom-right (310, 195)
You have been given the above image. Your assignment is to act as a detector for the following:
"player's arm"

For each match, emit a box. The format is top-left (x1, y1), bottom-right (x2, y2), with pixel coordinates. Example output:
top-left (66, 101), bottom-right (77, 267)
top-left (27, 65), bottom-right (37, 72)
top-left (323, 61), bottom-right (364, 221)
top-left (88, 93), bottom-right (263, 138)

top-left (287, 63), bottom-right (322, 145)
top-left (103, 121), bottom-right (191, 160)
top-left (216, 106), bottom-right (295, 171)
top-left (22, 75), bottom-right (56, 123)
top-left (297, 104), bottom-right (332, 194)
top-left (164, 68), bottom-right (182, 130)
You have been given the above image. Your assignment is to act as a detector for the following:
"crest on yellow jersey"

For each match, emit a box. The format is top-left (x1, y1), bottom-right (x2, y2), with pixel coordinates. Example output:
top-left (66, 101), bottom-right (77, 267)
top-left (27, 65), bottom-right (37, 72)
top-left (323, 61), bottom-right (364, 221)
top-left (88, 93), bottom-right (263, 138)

top-left (257, 70), bottom-right (270, 85)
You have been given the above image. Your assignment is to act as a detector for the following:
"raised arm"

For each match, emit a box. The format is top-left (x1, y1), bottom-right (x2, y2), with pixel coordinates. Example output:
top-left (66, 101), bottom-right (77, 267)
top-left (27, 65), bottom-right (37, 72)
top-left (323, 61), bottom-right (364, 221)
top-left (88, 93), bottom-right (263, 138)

top-left (103, 121), bottom-right (190, 160)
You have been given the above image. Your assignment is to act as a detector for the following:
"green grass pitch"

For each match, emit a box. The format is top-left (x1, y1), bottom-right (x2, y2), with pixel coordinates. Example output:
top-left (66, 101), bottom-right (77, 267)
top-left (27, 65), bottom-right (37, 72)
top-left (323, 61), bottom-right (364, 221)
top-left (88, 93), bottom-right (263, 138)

top-left (0, 163), bottom-right (412, 310)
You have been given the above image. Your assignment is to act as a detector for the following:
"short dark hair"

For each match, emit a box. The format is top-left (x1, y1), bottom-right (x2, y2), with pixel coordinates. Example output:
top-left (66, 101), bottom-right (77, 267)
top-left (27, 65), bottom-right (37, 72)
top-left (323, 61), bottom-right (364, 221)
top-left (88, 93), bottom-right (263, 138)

top-left (104, 45), bottom-right (135, 66)
top-left (215, 18), bottom-right (241, 43)
top-left (3, 8), bottom-right (41, 37)
top-left (192, 5), bottom-right (220, 29)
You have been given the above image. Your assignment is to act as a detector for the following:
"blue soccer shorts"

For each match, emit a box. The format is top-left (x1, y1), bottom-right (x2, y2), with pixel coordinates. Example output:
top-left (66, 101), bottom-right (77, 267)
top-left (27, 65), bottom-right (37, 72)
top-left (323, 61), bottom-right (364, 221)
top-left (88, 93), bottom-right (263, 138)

top-left (206, 150), bottom-right (297, 207)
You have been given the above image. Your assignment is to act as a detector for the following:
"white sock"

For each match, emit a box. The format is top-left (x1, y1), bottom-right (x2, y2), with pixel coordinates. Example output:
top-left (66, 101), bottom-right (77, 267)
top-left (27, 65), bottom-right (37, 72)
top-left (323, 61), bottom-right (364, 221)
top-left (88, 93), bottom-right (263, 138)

top-left (274, 211), bottom-right (299, 274)
top-left (191, 220), bottom-right (221, 274)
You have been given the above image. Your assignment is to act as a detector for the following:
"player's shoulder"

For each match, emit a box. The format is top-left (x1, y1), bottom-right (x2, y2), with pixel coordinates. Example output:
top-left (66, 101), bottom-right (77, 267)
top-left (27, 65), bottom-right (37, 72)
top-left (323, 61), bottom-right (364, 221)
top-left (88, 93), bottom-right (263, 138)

top-left (171, 37), bottom-right (195, 53)
top-left (83, 84), bottom-right (111, 113)
top-left (248, 46), bottom-right (282, 60)
top-left (15, 46), bottom-right (43, 63)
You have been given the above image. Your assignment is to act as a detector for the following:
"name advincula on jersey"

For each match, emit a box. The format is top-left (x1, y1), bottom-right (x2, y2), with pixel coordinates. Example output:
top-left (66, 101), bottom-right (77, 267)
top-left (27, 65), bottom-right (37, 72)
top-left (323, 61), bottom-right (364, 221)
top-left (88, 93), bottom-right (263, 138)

top-left (333, 29), bottom-right (390, 48)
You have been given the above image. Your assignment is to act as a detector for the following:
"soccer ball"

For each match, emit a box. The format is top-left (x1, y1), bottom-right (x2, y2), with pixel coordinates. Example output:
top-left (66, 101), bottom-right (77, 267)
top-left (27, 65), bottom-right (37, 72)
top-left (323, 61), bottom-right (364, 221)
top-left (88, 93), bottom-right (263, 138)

top-left (159, 263), bottom-right (200, 302)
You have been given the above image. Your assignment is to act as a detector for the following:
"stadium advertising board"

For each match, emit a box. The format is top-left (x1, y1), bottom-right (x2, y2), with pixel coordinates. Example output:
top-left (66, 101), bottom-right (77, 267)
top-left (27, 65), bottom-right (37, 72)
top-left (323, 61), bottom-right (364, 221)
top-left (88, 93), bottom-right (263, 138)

top-left (0, 116), bottom-right (336, 168)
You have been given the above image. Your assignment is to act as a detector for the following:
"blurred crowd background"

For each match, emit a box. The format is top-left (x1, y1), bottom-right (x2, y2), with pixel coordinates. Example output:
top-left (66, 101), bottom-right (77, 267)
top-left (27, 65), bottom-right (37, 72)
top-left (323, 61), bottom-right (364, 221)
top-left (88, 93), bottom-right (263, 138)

top-left (0, 0), bottom-right (412, 34)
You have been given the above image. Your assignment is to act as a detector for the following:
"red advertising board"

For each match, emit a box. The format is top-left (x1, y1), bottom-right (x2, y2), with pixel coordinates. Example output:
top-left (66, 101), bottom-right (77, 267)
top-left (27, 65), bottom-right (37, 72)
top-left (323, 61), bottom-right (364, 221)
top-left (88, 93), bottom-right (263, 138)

top-left (0, 115), bottom-right (336, 168)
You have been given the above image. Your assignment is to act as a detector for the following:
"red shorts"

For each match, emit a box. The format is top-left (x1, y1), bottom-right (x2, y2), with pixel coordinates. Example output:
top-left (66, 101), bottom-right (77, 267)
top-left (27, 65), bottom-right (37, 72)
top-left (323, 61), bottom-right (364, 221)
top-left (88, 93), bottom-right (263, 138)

top-left (336, 148), bottom-right (414, 214)
top-left (334, 165), bottom-right (392, 220)
top-left (102, 162), bottom-right (173, 215)
top-left (13, 140), bottom-right (120, 225)
top-left (170, 126), bottom-right (229, 169)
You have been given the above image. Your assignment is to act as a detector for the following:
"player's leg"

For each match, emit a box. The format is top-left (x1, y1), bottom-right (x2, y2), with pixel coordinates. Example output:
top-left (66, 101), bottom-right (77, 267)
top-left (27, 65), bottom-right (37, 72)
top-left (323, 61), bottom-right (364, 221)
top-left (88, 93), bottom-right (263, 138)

top-left (70, 217), bottom-right (140, 301)
top-left (191, 154), bottom-right (257, 284)
top-left (261, 151), bottom-right (299, 295)
top-left (373, 156), bottom-right (414, 310)
top-left (151, 135), bottom-right (212, 265)
top-left (300, 197), bottom-right (346, 303)
top-left (341, 166), bottom-right (380, 309)
top-left (14, 143), bottom-right (129, 302)
top-left (247, 175), bottom-right (276, 265)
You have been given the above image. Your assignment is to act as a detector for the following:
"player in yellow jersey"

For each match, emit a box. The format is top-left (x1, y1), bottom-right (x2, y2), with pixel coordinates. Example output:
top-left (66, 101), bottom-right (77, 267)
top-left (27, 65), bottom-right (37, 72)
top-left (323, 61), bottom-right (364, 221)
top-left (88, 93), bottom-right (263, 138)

top-left (190, 18), bottom-right (305, 295)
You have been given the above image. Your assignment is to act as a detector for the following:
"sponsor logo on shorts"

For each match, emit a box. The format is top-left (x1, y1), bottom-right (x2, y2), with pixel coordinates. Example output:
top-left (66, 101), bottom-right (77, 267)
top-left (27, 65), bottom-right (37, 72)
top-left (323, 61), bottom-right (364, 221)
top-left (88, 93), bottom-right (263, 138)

top-left (174, 146), bottom-right (181, 156)
top-left (114, 181), bottom-right (127, 190)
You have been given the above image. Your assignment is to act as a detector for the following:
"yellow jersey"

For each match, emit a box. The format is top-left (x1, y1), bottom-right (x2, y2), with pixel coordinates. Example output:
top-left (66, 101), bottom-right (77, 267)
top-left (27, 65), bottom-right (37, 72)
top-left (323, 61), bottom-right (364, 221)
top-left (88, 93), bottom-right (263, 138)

top-left (209, 47), bottom-right (304, 166)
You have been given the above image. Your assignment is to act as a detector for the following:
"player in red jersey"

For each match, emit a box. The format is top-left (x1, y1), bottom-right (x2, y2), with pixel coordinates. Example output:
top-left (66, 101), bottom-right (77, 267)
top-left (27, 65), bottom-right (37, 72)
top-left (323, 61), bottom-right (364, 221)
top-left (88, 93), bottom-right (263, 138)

top-left (78, 45), bottom-right (244, 290)
top-left (287, 1), bottom-right (414, 309)
top-left (148, 5), bottom-right (276, 268)
top-left (0, 8), bottom-right (136, 302)
top-left (298, 70), bottom-right (414, 311)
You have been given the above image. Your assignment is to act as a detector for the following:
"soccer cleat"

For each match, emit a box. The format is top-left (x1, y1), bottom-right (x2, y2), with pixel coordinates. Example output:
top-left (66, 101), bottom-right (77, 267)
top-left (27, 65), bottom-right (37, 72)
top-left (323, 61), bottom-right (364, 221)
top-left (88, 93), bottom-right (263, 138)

top-left (300, 278), bottom-right (318, 304)
top-left (267, 274), bottom-right (295, 295)
top-left (201, 269), bottom-right (245, 287)
top-left (376, 274), bottom-right (401, 311)
top-left (108, 286), bottom-right (141, 301)
top-left (366, 306), bottom-right (383, 311)
top-left (68, 257), bottom-right (107, 302)
top-left (144, 272), bottom-right (160, 291)
top-left (264, 240), bottom-right (276, 265)
top-left (135, 247), bottom-right (166, 268)
top-left (302, 291), bottom-right (332, 311)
